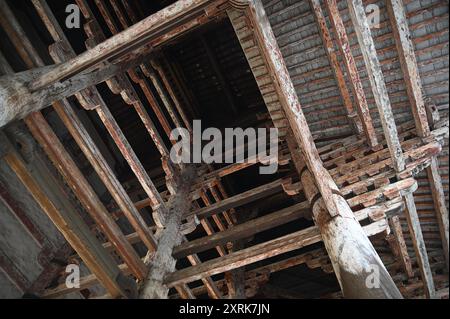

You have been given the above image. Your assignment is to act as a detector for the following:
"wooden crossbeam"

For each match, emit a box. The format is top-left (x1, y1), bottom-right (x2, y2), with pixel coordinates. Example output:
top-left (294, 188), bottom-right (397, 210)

top-left (310, 0), bottom-right (370, 142)
top-left (174, 201), bottom-right (310, 259)
top-left (346, 0), bottom-right (436, 298)
top-left (185, 178), bottom-right (284, 219)
top-left (0, 132), bottom-right (130, 298)
top-left (389, 215), bottom-right (414, 278)
top-left (386, 0), bottom-right (430, 137)
top-left (345, 0), bottom-right (405, 171)
top-left (228, 0), bottom-right (401, 298)
top-left (165, 218), bottom-right (389, 287)
top-left (28, 0), bottom-right (226, 91)
top-left (323, 0), bottom-right (378, 148)
top-left (0, 0), bottom-right (148, 281)
top-left (386, 0), bottom-right (449, 269)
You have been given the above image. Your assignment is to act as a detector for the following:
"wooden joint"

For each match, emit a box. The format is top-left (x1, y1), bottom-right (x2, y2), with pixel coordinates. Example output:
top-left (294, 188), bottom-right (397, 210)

top-left (281, 178), bottom-right (302, 196)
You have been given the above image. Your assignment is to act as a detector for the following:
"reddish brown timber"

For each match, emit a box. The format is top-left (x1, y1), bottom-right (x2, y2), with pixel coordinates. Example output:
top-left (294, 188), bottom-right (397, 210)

top-left (386, 0), bottom-right (430, 137)
top-left (389, 216), bottom-right (414, 278)
top-left (230, 0), bottom-right (403, 297)
top-left (165, 226), bottom-right (322, 287)
top-left (164, 218), bottom-right (390, 287)
top-left (0, 4), bottom-right (147, 280)
top-left (53, 99), bottom-right (157, 252)
top-left (151, 59), bottom-right (192, 131)
top-left (185, 178), bottom-right (284, 219)
top-left (347, 0), bottom-right (436, 298)
top-left (228, 1), bottom-right (343, 218)
top-left (345, 0), bottom-right (405, 172)
top-left (174, 201), bottom-right (310, 259)
top-left (386, 0), bottom-right (449, 269)
top-left (323, 0), bottom-right (378, 148)
top-left (0, 133), bottom-right (129, 298)
top-left (29, 0), bottom-right (227, 91)
top-left (309, 0), bottom-right (364, 137)
top-left (426, 157), bottom-right (449, 268)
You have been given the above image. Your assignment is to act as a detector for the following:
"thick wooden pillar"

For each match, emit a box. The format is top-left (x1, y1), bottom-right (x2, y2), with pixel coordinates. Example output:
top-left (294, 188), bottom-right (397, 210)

top-left (289, 137), bottom-right (402, 298)
top-left (139, 167), bottom-right (196, 299)
top-left (229, 0), bottom-right (401, 298)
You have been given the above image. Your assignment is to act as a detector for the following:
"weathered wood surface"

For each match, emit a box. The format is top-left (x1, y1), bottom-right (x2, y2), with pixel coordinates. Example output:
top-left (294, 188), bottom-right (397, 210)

top-left (300, 165), bottom-right (402, 298)
top-left (29, 0), bottom-right (226, 90)
top-left (164, 218), bottom-right (389, 287)
top-left (385, 0), bottom-right (449, 270)
top-left (0, 132), bottom-right (130, 298)
top-left (402, 193), bottom-right (436, 298)
top-left (317, 0), bottom-right (378, 146)
top-left (228, 1), bottom-right (342, 217)
top-left (185, 178), bottom-right (284, 219)
top-left (389, 216), bottom-right (414, 278)
top-left (345, 0), bottom-right (405, 172)
top-left (174, 201), bottom-right (310, 259)
top-left (52, 99), bottom-right (157, 252)
top-left (386, 0), bottom-right (430, 137)
top-left (347, 0), bottom-right (436, 298)
top-left (426, 157), bottom-right (449, 268)
top-left (0, 1), bottom-right (148, 280)
top-left (140, 168), bottom-right (196, 299)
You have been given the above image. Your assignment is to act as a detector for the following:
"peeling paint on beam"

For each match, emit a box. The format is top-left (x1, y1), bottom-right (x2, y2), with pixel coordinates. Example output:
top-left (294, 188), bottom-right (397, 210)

top-left (29, 0), bottom-right (226, 91)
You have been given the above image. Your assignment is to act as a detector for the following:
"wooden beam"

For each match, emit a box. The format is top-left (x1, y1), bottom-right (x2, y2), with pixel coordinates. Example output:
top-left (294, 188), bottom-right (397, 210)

top-left (29, 0), bottom-right (225, 91)
top-left (323, 0), bottom-right (378, 148)
top-left (345, 0), bottom-right (405, 172)
top-left (389, 215), bottom-right (414, 278)
top-left (0, 54), bottom-right (148, 128)
top-left (385, 0), bottom-right (449, 269)
top-left (402, 193), bottom-right (436, 297)
top-left (166, 226), bottom-right (321, 287)
top-left (174, 201), bottom-right (310, 259)
top-left (386, 0), bottom-right (430, 137)
top-left (309, 0), bottom-right (363, 137)
top-left (185, 178), bottom-right (284, 219)
top-left (229, 0), bottom-right (401, 298)
top-left (164, 219), bottom-right (389, 287)
top-left (140, 168), bottom-right (196, 298)
top-left (0, 132), bottom-right (130, 298)
top-left (52, 99), bottom-right (158, 252)
top-left (426, 157), bottom-right (449, 268)
top-left (346, 0), bottom-right (436, 298)
top-left (0, 3), bottom-right (147, 280)
top-left (151, 59), bottom-right (192, 131)
top-left (229, 0), bottom-right (341, 218)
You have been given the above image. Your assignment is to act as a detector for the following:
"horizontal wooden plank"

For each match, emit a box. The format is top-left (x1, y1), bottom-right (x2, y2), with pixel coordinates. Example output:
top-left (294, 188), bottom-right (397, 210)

top-left (185, 178), bottom-right (285, 219)
top-left (174, 201), bottom-right (310, 259)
